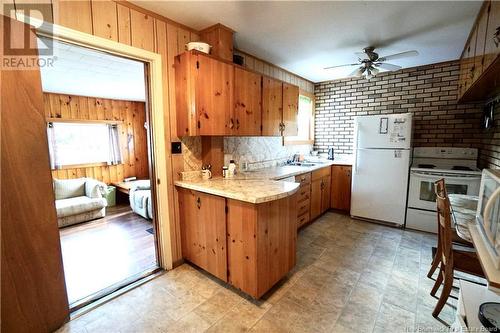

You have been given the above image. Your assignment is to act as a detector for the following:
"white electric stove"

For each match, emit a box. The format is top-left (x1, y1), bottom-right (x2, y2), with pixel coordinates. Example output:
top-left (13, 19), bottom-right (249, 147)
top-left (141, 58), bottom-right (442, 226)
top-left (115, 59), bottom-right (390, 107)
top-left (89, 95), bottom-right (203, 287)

top-left (406, 147), bottom-right (482, 233)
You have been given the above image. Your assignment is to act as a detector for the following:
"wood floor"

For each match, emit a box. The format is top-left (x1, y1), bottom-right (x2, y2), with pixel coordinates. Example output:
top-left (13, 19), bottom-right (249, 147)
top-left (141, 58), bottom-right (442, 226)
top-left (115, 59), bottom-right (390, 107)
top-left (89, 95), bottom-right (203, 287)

top-left (59, 204), bottom-right (157, 305)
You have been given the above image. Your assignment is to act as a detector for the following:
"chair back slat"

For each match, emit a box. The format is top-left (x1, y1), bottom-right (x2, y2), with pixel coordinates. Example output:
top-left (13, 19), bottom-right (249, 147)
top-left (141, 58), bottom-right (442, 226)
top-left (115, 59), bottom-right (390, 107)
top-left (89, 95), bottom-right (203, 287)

top-left (434, 179), bottom-right (453, 266)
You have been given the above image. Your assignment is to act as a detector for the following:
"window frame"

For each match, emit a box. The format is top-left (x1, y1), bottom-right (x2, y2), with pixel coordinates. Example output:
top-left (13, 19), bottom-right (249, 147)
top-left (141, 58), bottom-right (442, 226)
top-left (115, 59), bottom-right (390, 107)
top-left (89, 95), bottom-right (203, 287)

top-left (284, 90), bottom-right (315, 145)
top-left (46, 119), bottom-right (123, 169)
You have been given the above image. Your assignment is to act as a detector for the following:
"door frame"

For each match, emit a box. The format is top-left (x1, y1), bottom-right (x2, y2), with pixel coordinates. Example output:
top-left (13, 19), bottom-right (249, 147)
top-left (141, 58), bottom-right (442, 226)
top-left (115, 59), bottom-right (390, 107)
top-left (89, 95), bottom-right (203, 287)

top-left (16, 14), bottom-right (174, 270)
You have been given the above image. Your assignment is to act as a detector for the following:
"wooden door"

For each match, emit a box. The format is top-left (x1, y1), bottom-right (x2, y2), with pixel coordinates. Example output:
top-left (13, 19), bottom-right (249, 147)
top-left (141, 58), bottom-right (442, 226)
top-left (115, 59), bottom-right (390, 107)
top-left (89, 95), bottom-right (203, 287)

top-left (331, 165), bottom-right (352, 211)
top-left (321, 175), bottom-right (331, 213)
top-left (282, 83), bottom-right (299, 136)
top-left (234, 67), bottom-right (262, 135)
top-left (196, 54), bottom-right (234, 135)
top-left (262, 77), bottom-right (283, 136)
top-left (484, 0), bottom-right (500, 70)
top-left (310, 178), bottom-right (322, 220)
top-left (178, 189), bottom-right (227, 281)
top-left (474, 3), bottom-right (490, 81)
top-left (1, 16), bottom-right (70, 332)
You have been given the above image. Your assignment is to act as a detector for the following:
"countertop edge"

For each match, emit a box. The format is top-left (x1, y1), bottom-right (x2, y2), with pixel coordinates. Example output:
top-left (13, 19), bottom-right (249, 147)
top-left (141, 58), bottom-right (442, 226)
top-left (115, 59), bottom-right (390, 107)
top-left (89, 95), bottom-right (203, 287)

top-left (174, 180), bottom-right (300, 204)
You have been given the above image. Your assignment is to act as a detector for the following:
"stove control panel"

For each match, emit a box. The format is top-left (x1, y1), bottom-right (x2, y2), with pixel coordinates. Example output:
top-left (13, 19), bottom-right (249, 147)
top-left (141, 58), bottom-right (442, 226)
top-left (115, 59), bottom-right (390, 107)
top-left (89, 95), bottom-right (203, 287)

top-left (413, 147), bottom-right (478, 159)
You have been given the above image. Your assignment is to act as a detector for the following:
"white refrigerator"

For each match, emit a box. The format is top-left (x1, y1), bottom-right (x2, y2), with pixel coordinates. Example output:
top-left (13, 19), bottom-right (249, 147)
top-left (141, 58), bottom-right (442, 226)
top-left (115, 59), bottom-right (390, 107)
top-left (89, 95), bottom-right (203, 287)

top-left (351, 113), bottom-right (412, 226)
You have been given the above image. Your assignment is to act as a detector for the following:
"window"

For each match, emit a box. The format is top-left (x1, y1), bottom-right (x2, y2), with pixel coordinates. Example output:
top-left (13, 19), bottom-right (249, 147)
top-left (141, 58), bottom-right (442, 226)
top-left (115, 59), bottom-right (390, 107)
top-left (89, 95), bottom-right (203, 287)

top-left (47, 122), bottom-right (122, 169)
top-left (284, 92), bottom-right (315, 144)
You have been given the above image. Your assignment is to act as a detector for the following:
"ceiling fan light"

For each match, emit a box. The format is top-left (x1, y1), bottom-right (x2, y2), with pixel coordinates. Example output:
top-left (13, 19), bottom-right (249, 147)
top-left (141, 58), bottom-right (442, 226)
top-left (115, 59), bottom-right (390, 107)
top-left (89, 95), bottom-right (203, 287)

top-left (355, 67), bottom-right (364, 77)
top-left (371, 67), bottom-right (379, 76)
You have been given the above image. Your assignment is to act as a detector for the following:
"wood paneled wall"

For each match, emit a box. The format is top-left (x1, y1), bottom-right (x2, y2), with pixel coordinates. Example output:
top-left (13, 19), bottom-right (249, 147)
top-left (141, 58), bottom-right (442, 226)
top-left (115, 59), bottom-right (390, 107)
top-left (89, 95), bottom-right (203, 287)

top-left (11, 0), bottom-right (314, 266)
top-left (234, 49), bottom-right (314, 93)
top-left (44, 93), bottom-right (148, 184)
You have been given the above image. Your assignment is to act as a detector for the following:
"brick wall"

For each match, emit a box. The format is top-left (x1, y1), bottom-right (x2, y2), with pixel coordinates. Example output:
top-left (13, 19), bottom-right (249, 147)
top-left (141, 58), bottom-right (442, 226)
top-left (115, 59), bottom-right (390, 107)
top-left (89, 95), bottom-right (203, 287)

top-left (314, 60), bottom-right (500, 168)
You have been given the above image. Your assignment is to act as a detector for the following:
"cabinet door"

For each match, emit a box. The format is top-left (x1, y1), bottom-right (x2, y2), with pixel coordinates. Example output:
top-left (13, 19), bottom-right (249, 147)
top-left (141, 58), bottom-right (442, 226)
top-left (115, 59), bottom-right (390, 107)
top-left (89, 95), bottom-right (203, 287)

top-left (484, 0), bottom-right (500, 70)
top-left (321, 176), bottom-right (331, 213)
top-left (282, 83), bottom-right (299, 137)
top-left (262, 77), bottom-right (283, 136)
top-left (331, 166), bottom-right (352, 211)
top-left (466, 27), bottom-right (478, 91)
top-left (310, 179), bottom-right (322, 220)
top-left (234, 68), bottom-right (262, 135)
top-left (474, 3), bottom-right (490, 81)
top-left (196, 54), bottom-right (234, 135)
top-left (178, 189), bottom-right (227, 281)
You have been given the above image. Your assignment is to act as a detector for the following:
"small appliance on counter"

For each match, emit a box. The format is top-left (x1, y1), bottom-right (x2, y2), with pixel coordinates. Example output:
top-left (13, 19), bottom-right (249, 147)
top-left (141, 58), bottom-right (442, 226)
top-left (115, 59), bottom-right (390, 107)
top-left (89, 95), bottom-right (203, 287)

top-left (350, 113), bottom-right (413, 226)
top-left (406, 147), bottom-right (482, 233)
top-left (328, 147), bottom-right (334, 160)
top-left (476, 169), bottom-right (500, 268)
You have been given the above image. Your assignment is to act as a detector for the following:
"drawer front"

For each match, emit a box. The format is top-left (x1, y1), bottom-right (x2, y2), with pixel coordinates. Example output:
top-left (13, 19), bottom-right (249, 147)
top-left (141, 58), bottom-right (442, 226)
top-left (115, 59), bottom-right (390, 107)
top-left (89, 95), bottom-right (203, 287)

top-left (295, 172), bottom-right (311, 185)
top-left (298, 184), bottom-right (311, 200)
top-left (297, 211), bottom-right (310, 228)
top-left (312, 166), bottom-right (331, 181)
top-left (297, 198), bottom-right (310, 216)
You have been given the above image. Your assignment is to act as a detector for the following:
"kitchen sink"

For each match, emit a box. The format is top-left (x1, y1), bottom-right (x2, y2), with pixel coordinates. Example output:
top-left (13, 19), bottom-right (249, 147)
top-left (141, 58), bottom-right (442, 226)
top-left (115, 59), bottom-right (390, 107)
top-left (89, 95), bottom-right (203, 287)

top-left (287, 162), bottom-right (317, 167)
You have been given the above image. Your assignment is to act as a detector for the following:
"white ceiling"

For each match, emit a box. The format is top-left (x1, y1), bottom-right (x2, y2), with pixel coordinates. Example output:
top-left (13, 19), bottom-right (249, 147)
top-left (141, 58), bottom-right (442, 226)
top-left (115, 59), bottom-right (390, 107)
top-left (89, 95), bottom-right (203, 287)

top-left (132, 0), bottom-right (481, 82)
top-left (38, 38), bottom-right (146, 101)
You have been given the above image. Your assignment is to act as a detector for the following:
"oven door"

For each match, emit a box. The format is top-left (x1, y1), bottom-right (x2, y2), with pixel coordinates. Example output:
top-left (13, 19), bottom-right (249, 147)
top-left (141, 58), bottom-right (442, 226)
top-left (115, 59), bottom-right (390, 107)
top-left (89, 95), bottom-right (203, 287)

top-left (408, 170), bottom-right (481, 211)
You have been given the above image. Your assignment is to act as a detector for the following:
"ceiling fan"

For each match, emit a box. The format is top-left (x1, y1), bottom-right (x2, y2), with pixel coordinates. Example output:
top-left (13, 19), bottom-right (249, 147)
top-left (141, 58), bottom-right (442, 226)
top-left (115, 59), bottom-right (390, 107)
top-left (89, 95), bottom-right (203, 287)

top-left (324, 47), bottom-right (419, 79)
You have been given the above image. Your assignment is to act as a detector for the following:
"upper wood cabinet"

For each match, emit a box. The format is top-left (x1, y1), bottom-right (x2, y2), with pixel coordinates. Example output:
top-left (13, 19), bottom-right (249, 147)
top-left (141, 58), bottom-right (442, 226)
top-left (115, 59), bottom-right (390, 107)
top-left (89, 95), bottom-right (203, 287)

top-left (175, 51), bottom-right (234, 136)
top-left (175, 51), bottom-right (299, 137)
top-left (282, 83), bottom-right (299, 136)
top-left (459, 0), bottom-right (500, 102)
top-left (262, 76), bottom-right (283, 136)
top-left (484, 0), bottom-right (500, 70)
top-left (200, 24), bottom-right (234, 62)
top-left (233, 67), bottom-right (262, 135)
top-left (331, 165), bottom-right (352, 212)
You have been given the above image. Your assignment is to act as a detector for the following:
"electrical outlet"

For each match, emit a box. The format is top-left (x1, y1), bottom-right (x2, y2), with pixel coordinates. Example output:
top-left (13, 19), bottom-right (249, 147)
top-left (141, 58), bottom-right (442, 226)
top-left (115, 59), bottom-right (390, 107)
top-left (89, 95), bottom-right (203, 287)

top-left (171, 142), bottom-right (182, 154)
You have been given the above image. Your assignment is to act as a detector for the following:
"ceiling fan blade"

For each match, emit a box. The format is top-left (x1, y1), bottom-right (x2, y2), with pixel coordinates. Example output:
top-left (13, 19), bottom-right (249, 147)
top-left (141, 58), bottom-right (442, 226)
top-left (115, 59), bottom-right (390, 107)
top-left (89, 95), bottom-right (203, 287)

top-left (375, 63), bottom-right (402, 71)
top-left (349, 66), bottom-right (365, 77)
top-left (324, 63), bottom-right (360, 70)
top-left (378, 50), bottom-right (418, 62)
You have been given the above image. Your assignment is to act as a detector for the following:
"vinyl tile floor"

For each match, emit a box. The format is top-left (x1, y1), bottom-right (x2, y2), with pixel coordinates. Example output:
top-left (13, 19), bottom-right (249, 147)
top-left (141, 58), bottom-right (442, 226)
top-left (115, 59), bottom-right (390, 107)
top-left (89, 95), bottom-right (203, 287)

top-left (57, 212), bottom-right (462, 333)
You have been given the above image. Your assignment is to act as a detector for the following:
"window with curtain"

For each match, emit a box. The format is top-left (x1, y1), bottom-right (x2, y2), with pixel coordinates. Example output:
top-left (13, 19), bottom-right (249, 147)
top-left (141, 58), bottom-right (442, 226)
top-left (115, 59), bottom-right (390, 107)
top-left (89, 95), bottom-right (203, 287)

top-left (285, 93), bottom-right (315, 144)
top-left (47, 122), bottom-right (122, 169)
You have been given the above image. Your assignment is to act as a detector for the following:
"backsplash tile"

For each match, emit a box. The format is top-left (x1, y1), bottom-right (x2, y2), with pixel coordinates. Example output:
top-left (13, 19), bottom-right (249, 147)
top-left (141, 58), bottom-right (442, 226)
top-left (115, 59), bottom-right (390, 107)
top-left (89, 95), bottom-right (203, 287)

top-left (224, 137), bottom-right (311, 170)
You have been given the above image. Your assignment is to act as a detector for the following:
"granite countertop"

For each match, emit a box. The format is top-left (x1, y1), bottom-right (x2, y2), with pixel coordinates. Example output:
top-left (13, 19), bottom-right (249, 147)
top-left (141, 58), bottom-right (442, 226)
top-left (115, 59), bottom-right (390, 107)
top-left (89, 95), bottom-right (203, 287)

top-left (175, 157), bottom-right (353, 204)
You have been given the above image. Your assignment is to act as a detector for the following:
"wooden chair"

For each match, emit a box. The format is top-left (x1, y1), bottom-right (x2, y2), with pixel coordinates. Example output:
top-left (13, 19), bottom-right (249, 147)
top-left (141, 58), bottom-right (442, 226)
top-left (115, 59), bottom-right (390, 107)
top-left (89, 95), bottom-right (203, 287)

top-left (430, 179), bottom-right (484, 318)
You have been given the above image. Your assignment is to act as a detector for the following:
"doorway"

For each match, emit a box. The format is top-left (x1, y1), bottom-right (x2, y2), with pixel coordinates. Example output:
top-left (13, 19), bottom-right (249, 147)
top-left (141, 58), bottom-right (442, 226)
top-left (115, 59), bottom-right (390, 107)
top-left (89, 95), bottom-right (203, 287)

top-left (38, 37), bottom-right (161, 309)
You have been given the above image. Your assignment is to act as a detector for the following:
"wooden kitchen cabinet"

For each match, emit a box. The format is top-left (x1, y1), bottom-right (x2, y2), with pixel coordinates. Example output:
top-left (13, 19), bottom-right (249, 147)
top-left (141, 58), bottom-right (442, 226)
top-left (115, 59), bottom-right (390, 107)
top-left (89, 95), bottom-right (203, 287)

top-left (175, 50), bottom-right (299, 137)
top-left (175, 51), bottom-right (234, 136)
top-left (178, 188), bottom-right (227, 281)
top-left (331, 165), bottom-right (352, 212)
top-left (282, 83), bottom-right (299, 137)
top-left (262, 76), bottom-right (283, 136)
top-left (459, 0), bottom-right (500, 102)
top-left (227, 195), bottom-right (297, 298)
top-left (484, 0), bottom-right (500, 70)
top-left (233, 67), bottom-right (262, 135)
top-left (310, 167), bottom-right (331, 220)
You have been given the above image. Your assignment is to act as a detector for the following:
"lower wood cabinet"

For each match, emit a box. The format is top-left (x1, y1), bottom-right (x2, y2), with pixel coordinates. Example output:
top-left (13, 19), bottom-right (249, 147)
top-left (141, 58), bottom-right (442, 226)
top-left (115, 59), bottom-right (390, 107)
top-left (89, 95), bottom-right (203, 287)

top-left (310, 167), bottom-right (332, 220)
top-left (331, 165), bottom-right (352, 212)
top-left (177, 188), bottom-right (227, 281)
top-left (295, 172), bottom-right (311, 229)
top-left (177, 187), bottom-right (297, 298)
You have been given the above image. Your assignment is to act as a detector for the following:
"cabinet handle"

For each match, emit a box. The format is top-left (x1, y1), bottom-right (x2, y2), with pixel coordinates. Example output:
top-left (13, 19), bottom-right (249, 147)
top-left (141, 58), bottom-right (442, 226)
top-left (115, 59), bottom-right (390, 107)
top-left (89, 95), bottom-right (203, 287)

top-left (229, 118), bottom-right (234, 129)
top-left (236, 119), bottom-right (240, 130)
top-left (301, 176), bottom-right (306, 182)
top-left (196, 197), bottom-right (201, 209)
top-left (494, 27), bottom-right (500, 48)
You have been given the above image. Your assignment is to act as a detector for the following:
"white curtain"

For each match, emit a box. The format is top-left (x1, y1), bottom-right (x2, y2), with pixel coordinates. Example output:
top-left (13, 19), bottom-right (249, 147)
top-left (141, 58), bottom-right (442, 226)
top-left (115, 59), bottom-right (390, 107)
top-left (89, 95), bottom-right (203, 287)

top-left (108, 124), bottom-right (122, 165)
top-left (46, 122), bottom-right (60, 169)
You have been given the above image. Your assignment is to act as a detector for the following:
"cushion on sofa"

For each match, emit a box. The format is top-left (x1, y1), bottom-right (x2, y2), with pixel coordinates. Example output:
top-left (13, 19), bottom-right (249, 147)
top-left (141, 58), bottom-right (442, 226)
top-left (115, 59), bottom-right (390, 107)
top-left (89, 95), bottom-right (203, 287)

top-left (54, 178), bottom-right (86, 200)
top-left (56, 196), bottom-right (107, 218)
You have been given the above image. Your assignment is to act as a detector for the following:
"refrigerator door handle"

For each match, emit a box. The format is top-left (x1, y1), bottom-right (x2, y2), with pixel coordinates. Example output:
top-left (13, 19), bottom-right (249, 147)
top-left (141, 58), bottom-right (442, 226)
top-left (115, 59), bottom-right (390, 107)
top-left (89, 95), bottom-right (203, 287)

top-left (353, 125), bottom-right (360, 174)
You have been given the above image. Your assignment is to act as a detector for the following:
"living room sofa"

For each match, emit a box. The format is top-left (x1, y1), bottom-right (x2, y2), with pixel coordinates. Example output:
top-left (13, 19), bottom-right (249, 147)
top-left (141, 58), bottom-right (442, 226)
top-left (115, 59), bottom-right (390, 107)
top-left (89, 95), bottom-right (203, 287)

top-left (53, 178), bottom-right (108, 228)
